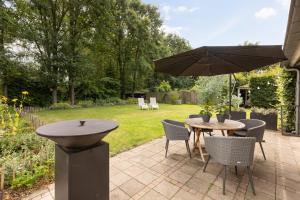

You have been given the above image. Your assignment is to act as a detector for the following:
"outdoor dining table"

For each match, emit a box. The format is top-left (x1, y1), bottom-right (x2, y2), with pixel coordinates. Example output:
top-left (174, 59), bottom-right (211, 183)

top-left (185, 118), bottom-right (245, 162)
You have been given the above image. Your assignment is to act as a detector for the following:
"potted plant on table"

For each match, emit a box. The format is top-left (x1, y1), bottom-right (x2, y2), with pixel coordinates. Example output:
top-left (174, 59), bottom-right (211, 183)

top-left (216, 104), bottom-right (227, 123)
top-left (199, 104), bottom-right (213, 122)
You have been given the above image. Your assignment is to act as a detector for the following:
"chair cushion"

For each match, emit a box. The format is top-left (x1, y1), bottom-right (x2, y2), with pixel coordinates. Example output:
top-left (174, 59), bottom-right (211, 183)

top-left (234, 130), bottom-right (247, 137)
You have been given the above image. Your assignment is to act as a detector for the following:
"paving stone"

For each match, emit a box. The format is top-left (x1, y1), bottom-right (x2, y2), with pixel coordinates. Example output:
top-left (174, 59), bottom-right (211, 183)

top-left (153, 180), bottom-right (180, 198)
top-left (169, 170), bottom-right (192, 184)
top-left (119, 178), bottom-right (145, 197)
top-left (139, 190), bottom-right (168, 200)
top-left (110, 188), bottom-right (130, 200)
top-left (111, 172), bottom-right (132, 186)
top-left (135, 171), bottom-right (158, 185)
top-left (172, 189), bottom-right (203, 200)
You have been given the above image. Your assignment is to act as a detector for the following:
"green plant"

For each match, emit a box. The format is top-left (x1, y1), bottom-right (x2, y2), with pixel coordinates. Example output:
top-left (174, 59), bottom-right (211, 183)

top-left (199, 104), bottom-right (213, 117)
top-left (166, 91), bottom-right (180, 104)
top-left (155, 81), bottom-right (171, 92)
top-left (216, 104), bottom-right (227, 115)
top-left (250, 76), bottom-right (279, 108)
top-left (125, 98), bottom-right (137, 104)
top-left (252, 107), bottom-right (277, 115)
top-left (78, 100), bottom-right (94, 108)
top-left (49, 102), bottom-right (72, 110)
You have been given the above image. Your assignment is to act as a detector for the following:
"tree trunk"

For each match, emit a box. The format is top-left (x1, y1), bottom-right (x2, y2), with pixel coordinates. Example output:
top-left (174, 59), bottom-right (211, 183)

top-left (52, 88), bottom-right (58, 104)
top-left (3, 83), bottom-right (7, 97)
top-left (69, 81), bottom-right (75, 105)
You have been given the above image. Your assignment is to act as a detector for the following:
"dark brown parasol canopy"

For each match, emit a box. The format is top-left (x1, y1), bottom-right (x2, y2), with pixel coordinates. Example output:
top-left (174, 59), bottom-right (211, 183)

top-left (154, 45), bottom-right (287, 76)
top-left (154, 45), bottom-right (287, 117)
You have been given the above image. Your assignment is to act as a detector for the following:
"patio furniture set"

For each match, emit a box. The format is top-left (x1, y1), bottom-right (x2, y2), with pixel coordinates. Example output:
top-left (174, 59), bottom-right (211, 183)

top-left (162, 116), bottom-right (266, 195)
top-left (138, 97), bottom-right (159, 110)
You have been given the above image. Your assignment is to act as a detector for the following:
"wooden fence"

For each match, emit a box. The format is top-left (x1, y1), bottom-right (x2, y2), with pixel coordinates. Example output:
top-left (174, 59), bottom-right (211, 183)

top-left (146, 90), bottom-right (199, 104)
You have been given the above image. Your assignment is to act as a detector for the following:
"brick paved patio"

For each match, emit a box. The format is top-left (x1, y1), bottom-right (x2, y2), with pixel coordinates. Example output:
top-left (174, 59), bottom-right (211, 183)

top-left (23, 130), bottom-right (300, 200)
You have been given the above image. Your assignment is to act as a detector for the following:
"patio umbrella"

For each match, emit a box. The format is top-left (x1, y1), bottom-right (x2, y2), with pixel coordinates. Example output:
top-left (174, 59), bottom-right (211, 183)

top-left (154, 45), bottom-right (286, 116)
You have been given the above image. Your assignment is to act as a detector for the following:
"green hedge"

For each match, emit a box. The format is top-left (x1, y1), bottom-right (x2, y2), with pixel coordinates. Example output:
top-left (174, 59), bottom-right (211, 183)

top-left (282, 70), bottom-right (296, 132)
top-left (249, 76), bottom-right (279, 109)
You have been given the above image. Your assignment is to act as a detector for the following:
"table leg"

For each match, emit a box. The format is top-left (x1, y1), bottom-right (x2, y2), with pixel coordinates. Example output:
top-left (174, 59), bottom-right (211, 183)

top-left (193, 128), bottom-right (206, 162)
top-left (221, 130), bottom-right (225, 136)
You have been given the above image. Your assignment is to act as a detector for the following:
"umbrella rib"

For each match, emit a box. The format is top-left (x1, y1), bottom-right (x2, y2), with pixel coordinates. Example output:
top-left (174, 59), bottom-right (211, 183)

top-left (214, 52), bottom-right (286, 60)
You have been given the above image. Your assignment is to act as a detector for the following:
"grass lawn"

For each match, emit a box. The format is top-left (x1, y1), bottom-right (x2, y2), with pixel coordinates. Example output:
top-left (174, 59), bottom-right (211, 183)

top-left (37, 104), bottom-right (201, 155)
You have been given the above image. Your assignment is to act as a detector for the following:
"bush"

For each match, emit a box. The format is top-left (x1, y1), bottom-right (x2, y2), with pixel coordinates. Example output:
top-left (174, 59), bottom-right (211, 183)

top-left (125, 97), bottom-right (137, 104)
top-left (49, 102), bottom-right (72, 110)
top-left (78, 100), bottom-right (94, 108)
top-left (155, 81), bottom-right (171, 92)
top-left (249, 76), bottom-right (279, 109)
top-left (231, 95), bottom-right (243, 109)
top-left (165, 91), bottom-right (180, 104)
top-left (0, 125), bottom-right (54, 189)
top-left (281, 70), bottom-right (296, 132)
top-left (95, 97), bottom-right (125, 106)
top-left (251, 107), bottom-right (277, 115)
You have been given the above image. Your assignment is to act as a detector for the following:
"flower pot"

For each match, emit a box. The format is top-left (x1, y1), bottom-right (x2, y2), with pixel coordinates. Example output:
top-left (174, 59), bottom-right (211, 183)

top-left (202, 115), bottom-right (211, 122)
top-left (217, 114), bottom-right (226, 123)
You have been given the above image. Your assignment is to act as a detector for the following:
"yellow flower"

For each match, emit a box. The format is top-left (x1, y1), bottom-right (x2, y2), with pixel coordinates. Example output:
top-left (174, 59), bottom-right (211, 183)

top-left (1, 96), bottom-right (8, 103)
top-left (22, 91), bottom-right (29, 95)
top-left (12, 98), bottom-right (18, 103)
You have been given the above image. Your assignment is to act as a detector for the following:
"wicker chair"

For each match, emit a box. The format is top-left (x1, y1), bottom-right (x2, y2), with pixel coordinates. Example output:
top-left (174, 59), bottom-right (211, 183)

top-left (203, 136), bottom-right (256, 195)
top-left (234, 119), bottom-right (266, 160)
top-left (162, 119), bottom-right (192, 158)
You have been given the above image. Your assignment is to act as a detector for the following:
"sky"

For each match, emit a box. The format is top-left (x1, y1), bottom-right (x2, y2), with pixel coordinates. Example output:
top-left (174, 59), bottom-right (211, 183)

top-left (143, 0), bottom-right (291, 48)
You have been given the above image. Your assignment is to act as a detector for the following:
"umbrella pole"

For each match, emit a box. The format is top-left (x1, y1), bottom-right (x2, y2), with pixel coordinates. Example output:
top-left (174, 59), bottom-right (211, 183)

top-left (229, 74), bottom-right (232, 119)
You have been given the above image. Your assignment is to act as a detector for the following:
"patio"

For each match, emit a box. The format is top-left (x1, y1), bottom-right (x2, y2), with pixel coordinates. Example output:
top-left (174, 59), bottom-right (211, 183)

top-left (24, 130), bottom-right (300, 200)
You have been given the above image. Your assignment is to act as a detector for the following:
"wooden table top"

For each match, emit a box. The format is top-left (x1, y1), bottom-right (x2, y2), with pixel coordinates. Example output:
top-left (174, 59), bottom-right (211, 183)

top-left (185, 118), bottom-right (245, 131)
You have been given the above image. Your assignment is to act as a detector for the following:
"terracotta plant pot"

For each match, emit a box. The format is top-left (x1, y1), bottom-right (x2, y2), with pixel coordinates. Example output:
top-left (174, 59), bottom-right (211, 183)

top-left (217, 114), bottom-right (226, 123)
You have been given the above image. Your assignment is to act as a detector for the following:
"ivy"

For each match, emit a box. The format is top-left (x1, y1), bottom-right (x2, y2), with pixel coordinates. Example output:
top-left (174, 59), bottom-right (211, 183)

top-left (249, 76), bottom-right (279, 109)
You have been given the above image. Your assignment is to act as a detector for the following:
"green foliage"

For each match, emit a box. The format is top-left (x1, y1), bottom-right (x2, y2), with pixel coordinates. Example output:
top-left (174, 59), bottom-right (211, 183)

top-left (193, 75), bottom-right (228, 106)
top-left (251, 107), bottom-right (277, 115)
top-left (166, 91), bottom-right (180, 104)
top-left (155, 81), bottom-right (171, 92)
top-left (12, 165), bottom-right (50, 188)
top-left (78, 100), bottom-right (94, 108)
top-left (231, 95), bottom-right (243, 110)
top-left (50, 103), bottom-right (72, 110)
top-left (0, 125), bottom-right (54, 188)
top-left (199, 104), bottom-right (213, 117)
top-left (249, 76), bottom-right (279, 109)
top-left (281, 70), bottom-right (296, 132)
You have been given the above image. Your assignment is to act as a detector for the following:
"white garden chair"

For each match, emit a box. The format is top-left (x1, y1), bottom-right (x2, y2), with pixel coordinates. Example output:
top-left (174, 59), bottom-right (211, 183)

top-left (149, 97), bottom-right (159, 110)
top-left (138, 98), bottom-right (149, 110)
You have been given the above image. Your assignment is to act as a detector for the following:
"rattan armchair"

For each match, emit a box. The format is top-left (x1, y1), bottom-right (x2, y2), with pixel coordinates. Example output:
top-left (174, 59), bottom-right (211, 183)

top-left (234, 119), bottom-right (266, 160)
top-left (162, 119), bottom-right (192, 158)
top-left (203, 136), bottom-right (256, 195)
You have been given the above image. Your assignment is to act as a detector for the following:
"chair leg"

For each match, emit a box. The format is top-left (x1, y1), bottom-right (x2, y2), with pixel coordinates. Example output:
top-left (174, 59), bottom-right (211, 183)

top-left (235, 166), bottom-right (238, 175)
top-left (223, 165), bottom-right (227, 195)
top-left (185, 140), bottom-right (192, 158)
top-left (247, 166), bottom-right (256, 195)
top-left (165, 139), bottom-right (169, 158)
top-left (203, 155), bottom-right (211, 172)
top-left (259, 142), bottom-right (266, 160)
top-left (193, 128), bottom-right (196, 146)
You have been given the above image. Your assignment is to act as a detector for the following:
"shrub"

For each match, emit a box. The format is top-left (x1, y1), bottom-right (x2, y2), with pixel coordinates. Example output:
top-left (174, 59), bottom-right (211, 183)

top-left (231, 95), bottom-right (243, 109)
top-left (0, 124), bottom-right (54, 189)
top-left (125, 98), bottom-right (137, 104)
top-left (78, 100), bottom-right (94, 108)
top-left (155, 81), bottom-right (171, 92)
top-left (252, 107), bottom-right (277, 115)
top-left (49, 102), bottom-right (72, 110)
top-left (281, 70), bottom-right (296, 132)
top-left (166, 91), bottom-right (180, 104)
top-left (249, 76), bottom-right (279, 108)
top-left (95, 97), bottom-right (125, 106)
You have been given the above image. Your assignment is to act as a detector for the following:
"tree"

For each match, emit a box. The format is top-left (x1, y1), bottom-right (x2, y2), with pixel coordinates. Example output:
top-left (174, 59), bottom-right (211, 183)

top-left (16, 0), bottom-right (68, 104)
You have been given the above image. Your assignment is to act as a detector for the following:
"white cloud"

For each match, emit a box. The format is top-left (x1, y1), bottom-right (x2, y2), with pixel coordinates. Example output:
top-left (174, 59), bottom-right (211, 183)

top-left (159, 4), bottom-right (199, 21)
top-left (276, 0), bottom-right (291, 8)
top-left (174, 6), bottom-right (199, 13)
top-left (161, 24), bottom-right (184, 35)
top-left (255, 7), bottom-right (277, 19)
